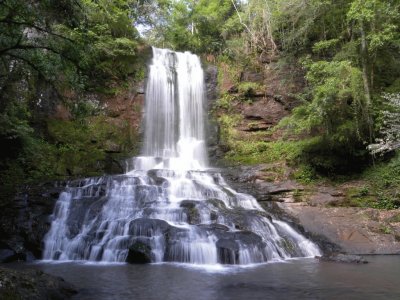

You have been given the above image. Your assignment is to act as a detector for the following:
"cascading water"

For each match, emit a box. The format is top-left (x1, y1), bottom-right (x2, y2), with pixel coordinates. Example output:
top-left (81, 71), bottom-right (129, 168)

top-left (43, 47), bottom-right (321, 265)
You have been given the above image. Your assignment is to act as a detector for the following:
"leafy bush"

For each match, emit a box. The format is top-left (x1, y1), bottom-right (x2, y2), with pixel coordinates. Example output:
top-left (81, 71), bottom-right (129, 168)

top-left (293, 165), bottom-right (317, 184)
top-left (312, 39), bottom-right (340, 54)
top-left (215, 94), bottom-right (236, 111)
top-left (237, 82), bottom-right (262, 97)
top-left (278, 60), bottom-right (371, 173)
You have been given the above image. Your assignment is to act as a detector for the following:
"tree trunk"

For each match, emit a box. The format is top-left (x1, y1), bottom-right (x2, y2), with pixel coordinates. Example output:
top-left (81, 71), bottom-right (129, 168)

top-left (360, 22), bottom-right (371, 106)
top-left (360, 21), bottom-right (373, 142)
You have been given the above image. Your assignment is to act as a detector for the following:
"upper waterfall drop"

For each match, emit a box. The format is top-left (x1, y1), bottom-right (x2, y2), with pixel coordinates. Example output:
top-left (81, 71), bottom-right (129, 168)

top-left (43, 47), bottom-right (321, 265)
top-left (138, 47), bottom-right (207, 171)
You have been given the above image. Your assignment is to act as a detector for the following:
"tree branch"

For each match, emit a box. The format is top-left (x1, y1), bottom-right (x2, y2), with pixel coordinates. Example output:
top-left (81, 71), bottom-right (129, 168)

top-left (0, 44), bottom-right (62, 56)
top-left (230, 0), bottom-right (254, 41)
top-left (6, 53), bottom-right (44, 76)
top-left (0, 19), bottom-right (75, 43)
top-left (0, 43), bottom-right (84, 74)
top-left (5, 53), bottom-right (64, 101)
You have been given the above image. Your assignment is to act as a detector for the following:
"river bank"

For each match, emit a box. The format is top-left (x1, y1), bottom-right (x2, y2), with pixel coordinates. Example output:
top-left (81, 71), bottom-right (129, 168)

top-left (223, 164), bottom-right (400, 255)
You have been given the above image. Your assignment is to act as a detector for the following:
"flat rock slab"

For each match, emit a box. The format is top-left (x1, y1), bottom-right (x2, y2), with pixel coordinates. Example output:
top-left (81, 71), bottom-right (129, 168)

top-left (243, 98), bottom-right (287, 124)
top-left (258, 180), bottom-right (301, 195)
top-left (306, 186), bottom-right (345, 206)
top-left (277, 203), bottom-right (400, 255)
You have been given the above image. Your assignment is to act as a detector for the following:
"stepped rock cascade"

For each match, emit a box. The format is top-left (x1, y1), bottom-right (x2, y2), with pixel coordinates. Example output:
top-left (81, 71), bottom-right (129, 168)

top-left (43, 48), bottom-right (321, 265)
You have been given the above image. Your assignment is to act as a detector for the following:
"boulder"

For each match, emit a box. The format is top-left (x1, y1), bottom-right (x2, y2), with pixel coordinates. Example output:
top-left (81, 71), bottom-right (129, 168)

top-left (128, 218), bottom-right (170, 236)
top-left (216, 231), bottom-right (265, 264)
top-left (180, 200), bottom-right (201, 225)
top-left (147, 169), bottom-right (170, 186)
top-left (197, 223), bottom-right (230, 232)
top-left (258, 180), bottom-right (300, 195)
top-left (217, 239), bottom-right (240, 264)
top-left (0, 249), bottom-right (17, 263)
top-left (242, 98), bottom-right (287, 125)
top-left (0, 267), bottom-right (77, 299)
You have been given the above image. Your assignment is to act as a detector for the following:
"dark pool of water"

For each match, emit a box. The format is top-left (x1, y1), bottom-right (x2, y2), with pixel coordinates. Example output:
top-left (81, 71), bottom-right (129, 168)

top-left (14, 256), bottom-right (400, 300)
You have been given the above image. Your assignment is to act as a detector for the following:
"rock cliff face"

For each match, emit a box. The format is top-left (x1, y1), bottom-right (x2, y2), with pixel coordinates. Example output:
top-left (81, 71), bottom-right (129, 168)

top-left (45, 84), bottom-right (145, 177)
top-left (0, 183), bottom-right (65, 262)
top-left (204, 64), bottom-right (222, 163)
top-left (213, 64), bottom-right (304, 148)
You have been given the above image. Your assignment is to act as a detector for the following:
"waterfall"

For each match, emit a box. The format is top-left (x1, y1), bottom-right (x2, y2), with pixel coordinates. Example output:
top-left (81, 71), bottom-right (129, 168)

top-left (43, 48), bottom-right (321, 264)
top-left (139, 47), bottom-right (207, 171)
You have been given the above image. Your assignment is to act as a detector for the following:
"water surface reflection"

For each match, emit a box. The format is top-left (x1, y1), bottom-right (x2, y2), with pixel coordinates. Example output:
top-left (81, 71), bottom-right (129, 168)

top-left (24, 256), bottom-right (400, 300)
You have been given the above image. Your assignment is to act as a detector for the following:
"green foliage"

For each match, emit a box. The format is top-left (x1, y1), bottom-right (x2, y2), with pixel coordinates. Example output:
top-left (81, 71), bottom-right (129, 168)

top-left (142, 0), bottom-right (237, 54)
top-left (378, 225), bottom-right (393, 234)
top-left (237, 82), bottom-right (262, 97)
top-left (70, 98), bottom-right (104, 119)
top-left (222, 128), bottom-right (318, 166)
top-left (0, 0), bottom-right (144, 93)
top-left (215, 94), bottom-right (236, 111)
top-left (45, 115), bottom-right (138, 177)
top-left (0, 0), bottom-right (147, 206)
top-left (339, 153), bottom-right (400, 210)
top-left (358, 186), bottom-right (370, 196)
top-left (347, 0), bottom-right (400, 53)
top-left (56, 0), bottom-right (142, 88)
top-left (312, 39), bottom-right (340, 54)
top-left (372, 195), bottom-right (399, 210)
top-left (0, 102), bottom-right (33, 147)
top-left (0, 110), bottom-right (139, 205)
top-left (363, 153), bottom-right (400, 209)
top-left (1, 0), bottom-right (399, 205)
top-left (278, 60), bottom-right (370, 173)
top-left (218, 113), bottom-right (242, 149)
top-left (293, 165), bottom-right (317, 184)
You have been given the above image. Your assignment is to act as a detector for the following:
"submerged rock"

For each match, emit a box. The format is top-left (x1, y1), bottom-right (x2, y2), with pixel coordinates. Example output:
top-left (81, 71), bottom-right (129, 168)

top-left (317, 253), bottom-right (368, 264)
